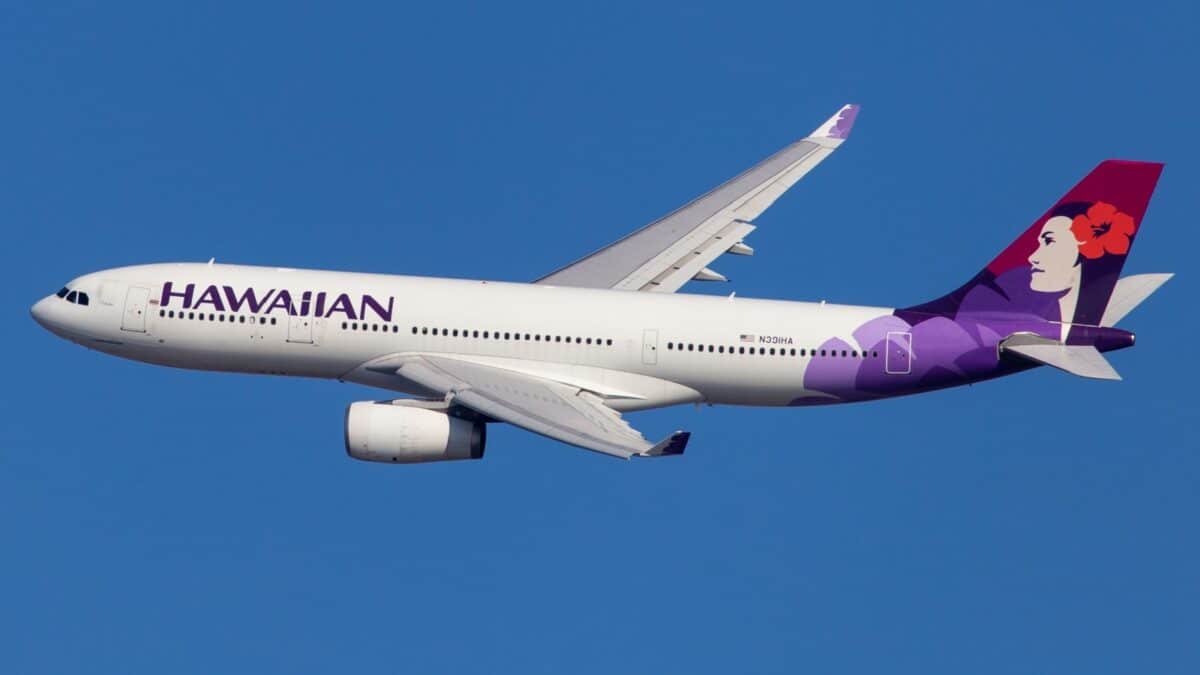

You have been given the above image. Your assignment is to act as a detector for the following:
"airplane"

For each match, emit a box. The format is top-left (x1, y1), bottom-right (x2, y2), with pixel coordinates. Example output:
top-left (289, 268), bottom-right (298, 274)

top-left (30, 104), bottom-right (1173, 463)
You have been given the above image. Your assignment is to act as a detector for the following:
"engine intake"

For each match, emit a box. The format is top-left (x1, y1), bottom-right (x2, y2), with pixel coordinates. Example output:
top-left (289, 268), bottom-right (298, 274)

top-left (345, 402), bottom-right (486, 463)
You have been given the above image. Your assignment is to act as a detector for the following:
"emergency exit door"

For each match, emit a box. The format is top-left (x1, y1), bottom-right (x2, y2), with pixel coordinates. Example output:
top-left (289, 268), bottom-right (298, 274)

top-left (885, 331), bottom-right (912, 374)
top-left (287, 314), bottom-right (314, 344)
top-left (642, 329), bottom-right (659, 365)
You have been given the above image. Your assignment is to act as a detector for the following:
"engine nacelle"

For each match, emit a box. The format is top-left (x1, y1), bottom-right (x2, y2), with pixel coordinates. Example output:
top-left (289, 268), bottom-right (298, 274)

top-left (345, 402), bottom-right (486, 463)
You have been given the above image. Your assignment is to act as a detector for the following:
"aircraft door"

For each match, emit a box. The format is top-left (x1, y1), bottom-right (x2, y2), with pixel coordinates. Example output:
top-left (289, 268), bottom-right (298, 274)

top-left (287, 312), bottom-right (314, 344)
top-left (121, 286), bottom-right (150, 333)
top-left (642, 329), bottom-right (659, 365)
top-left (885, 331), bottom-right (912, 374)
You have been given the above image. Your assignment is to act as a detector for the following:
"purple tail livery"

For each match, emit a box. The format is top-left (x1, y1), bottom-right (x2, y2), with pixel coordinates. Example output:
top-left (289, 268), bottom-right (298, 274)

top-left (798, 160), bottom-right (1168, 403)
top-left (902, 160), bottom-right (1164, 329)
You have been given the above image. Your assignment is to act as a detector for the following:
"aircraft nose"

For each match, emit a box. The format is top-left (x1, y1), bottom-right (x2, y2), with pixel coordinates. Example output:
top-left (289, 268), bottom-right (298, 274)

top-left (30, 296), bottom-right (53, 328)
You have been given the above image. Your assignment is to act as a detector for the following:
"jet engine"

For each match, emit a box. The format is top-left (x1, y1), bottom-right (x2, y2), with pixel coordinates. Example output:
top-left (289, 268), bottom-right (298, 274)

top-left (344, 402), bottom-right (486, 463)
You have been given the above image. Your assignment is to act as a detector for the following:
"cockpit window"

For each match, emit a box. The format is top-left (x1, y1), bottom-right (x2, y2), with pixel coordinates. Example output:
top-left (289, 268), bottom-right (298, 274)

top-left (56, 287), bottom-right (91, 305)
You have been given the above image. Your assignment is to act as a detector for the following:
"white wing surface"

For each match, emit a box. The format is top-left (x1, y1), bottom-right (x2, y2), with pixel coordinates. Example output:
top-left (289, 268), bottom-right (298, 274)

top-left (393, 354), bottom-right (689, 459)
top-left (535, 104), bottom-right (860, 293)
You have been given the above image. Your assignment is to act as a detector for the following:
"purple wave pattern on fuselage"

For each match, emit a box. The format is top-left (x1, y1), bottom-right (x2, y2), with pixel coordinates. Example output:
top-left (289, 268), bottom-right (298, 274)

top-left (793, 311), bottom-right (1051, 406)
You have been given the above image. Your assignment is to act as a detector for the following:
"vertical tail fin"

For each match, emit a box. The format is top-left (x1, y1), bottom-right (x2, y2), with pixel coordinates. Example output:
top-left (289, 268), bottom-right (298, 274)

top-left (901, 160), bottom-right (1164, 327)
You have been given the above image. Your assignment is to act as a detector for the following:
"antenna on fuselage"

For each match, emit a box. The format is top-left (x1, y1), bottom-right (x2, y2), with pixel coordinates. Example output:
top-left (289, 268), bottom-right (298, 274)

top-left (207, 257), bottom-right (215, 266)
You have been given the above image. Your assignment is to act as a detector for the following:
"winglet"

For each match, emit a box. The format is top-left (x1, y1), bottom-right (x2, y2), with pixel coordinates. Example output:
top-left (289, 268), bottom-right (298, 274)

top-left (810, 104), bottom-right (861, 140)
top-left (640, 431), bottom-right (690, 457)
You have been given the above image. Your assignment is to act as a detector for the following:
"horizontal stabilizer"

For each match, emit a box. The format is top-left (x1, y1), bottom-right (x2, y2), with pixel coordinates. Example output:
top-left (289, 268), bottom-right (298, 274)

top-left (1101, 273), bottom-right (1173, 326)
top-left (1001, 334), bottom-right (1121, 381)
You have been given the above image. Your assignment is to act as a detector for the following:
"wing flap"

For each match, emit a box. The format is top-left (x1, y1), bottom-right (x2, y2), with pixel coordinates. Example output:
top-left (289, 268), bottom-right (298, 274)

top-left (637, 220), bottom-right (756, 292)
top-left (394, 355), bottom-right (689, 459)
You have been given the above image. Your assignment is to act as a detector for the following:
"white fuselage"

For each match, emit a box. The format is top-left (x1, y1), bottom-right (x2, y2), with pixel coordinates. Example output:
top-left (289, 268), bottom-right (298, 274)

top-left (32, 263), bottom-right (898, 410)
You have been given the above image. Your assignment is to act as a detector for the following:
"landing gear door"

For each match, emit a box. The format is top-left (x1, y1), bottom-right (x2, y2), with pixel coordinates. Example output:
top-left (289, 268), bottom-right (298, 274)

top-left (885, 331), bottom-right (912, 374)
top-left (642, 329), bottom-right (659, 365)
top-left (121, 286), bottom-right (150, 333)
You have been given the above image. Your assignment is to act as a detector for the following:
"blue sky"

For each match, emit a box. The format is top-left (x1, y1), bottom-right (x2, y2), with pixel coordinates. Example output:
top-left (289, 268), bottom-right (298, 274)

top-left (3, 1), bottom-right (1198, 672)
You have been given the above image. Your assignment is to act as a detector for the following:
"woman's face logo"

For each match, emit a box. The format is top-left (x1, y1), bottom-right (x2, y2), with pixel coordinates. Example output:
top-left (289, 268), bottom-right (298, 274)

top-left (1028, 215), bottom-right (1081, 293)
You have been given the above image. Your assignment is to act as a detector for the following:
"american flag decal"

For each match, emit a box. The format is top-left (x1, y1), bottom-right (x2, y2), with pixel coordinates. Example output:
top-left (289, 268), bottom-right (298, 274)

top-left (739, 334), bottom-right (756, 343)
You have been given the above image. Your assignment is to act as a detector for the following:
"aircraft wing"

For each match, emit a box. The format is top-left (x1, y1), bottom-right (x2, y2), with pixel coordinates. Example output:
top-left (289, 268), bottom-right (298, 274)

top-left (534, 104), bottom-right (860, 293)
top-left (393, 354), bottom-right (689, 459)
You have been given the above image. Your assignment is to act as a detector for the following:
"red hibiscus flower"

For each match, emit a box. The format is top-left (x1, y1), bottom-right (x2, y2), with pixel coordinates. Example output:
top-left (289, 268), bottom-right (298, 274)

top-left (1070, 201), bottom-right (1137, 259)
